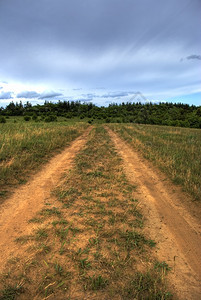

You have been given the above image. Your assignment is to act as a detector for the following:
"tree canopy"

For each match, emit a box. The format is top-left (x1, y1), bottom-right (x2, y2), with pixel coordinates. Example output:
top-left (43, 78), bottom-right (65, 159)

top-left (0, 100), bottom-right (201, 128)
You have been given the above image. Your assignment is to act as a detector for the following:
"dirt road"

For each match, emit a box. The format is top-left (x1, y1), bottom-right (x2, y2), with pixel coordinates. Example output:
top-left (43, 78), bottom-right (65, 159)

top-left (0, 128), bottom-right (91, 271)
top-left (1, 125), bottom-right (201, 299)
top-left (107, 127), bottom-right (201, 300)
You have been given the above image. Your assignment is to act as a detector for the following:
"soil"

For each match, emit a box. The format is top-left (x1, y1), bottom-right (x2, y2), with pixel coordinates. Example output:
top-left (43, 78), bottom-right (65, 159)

top-left (107, 127), bottom-right (201, 300)
top-left (0, 128), bottom-right (91, 272)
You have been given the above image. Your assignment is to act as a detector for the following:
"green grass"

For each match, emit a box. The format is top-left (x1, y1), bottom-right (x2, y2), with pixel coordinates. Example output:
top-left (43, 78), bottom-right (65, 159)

top-left (109, 123), bottom-right (201, 201)
top-left (122, 270), bottom-right (172, 299)
top-left (0, 125), bottom-right (172, 299)
top-left (0, 120), bottom-right (88, 200)
top-left (0, 284), bottom-right (24, 300)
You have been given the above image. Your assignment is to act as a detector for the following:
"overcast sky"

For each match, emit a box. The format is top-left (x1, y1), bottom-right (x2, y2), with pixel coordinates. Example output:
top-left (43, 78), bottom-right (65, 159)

top-left (0, 0), bottom-right (200, 107)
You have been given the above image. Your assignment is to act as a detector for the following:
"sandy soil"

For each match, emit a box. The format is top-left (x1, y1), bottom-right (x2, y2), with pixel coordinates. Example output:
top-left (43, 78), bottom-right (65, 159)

top-left (107, 127), bottom-right (201, 300)
top-left (0, 128), bottom-right (91, 272)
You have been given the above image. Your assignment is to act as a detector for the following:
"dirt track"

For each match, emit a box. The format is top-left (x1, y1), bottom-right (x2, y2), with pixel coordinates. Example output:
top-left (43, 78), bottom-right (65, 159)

top-left (1, 126), bottom-right (201, 299)
top-left (107, 128), bottom-right (201, 300)
top-left (0, 128), bottom-right (91, 271)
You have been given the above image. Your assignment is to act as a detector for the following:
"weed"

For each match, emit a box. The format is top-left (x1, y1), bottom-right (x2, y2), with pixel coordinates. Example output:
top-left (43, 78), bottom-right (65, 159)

top-left (28, 217), bottom-right (43, 223)
top-left (54, 263), bottom-right (63, 276)
top-left (79, 258), bottom-right (91, 269)
top-left (0, 283), bottom-right (24, 300)
top-left (122, 271), bottom-right (172, 299)
top-left (59, 241), bottom-right (66, 255)
top-left (85, 275), bottom-right (108, 290)
top-left (52, 219), bottom-right (68, 226)
top-left (15, 235), bottom-right (34, 244)
top-left (108, 215), bottom-right (116, 225)
top-left (55, 227), bottom-right (69, 241)
top-left (88, 237), bottom-right (100, 246)
top-left (0, 191), bottom-right (8, 198)
top-left (120, 230), bottom-right (156, 250)
top-left (154, 261), bottom-right (171, 273)
top-left (87, 170), bottom-right (104, 177)
top-left (38, 243), bottom-right (51, 254)
top-left (35, 228), bottom-right (48, 240)
top-left (40, 207), bottom-right (61, 216)
top-left (93, 251), bottom-right (102, 260)
top-left (70, 226), bottom-right (81, 236)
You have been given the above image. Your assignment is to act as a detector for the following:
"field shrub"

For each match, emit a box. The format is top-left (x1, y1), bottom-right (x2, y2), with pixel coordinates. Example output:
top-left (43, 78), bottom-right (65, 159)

top-left (24, 116), bottom-right (31, 121)
top-left (44, 115), bottom-right (57, 122)
top-left (0, 116), bottom-right (6, 123)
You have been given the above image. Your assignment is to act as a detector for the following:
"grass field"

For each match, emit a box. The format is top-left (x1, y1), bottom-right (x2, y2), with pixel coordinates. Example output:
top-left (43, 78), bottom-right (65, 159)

top-left (0, 119), bottom-right (88, 200)
top-left (1, 120), bottom-right (200, 298)
top-left (0, 126), bottom-right (171, 299)
top-left (109, 124), bottom-right (201, 201)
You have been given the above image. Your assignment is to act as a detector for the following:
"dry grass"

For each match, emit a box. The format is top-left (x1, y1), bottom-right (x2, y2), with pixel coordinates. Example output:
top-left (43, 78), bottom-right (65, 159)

top-left (109, 124), bottom-right (201, 201)
top-left (0, 121), bottom-right (88, 200)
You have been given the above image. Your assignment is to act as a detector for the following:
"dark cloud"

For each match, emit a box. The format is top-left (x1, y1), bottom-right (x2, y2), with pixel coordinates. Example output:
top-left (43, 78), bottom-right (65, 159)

top-left (0, 91), bottom-right (13, 99)
top-left (39, 91), bottom-right (63, 99)
top-left (186, 55), bottom-right (201, 60)
top-left (100, 92), bottom-right (129, 98)
top-left (17, 91), bottom-right (40, 98)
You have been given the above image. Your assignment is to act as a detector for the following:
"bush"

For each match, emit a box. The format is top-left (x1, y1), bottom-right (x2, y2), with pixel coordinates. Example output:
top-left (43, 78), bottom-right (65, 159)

top-left (32, 113), bottom-right (38, 121)
top-left (65, 112), bottom-right (73, 119)
top-left (0, 116), bottom-right (6, 123)
top-left (44, 115), bottom-right (57, 122)
top-left (24, 116), bottom-right (31, 121)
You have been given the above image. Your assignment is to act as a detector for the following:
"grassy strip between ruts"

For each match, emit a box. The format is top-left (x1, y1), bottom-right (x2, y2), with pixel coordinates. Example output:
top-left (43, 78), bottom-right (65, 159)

top-left (0, 126), bottom-right (172, 299)
top-left (0, 121), bottom-right (88, 200)
top-left (108, 124), bottom-right (201, 201)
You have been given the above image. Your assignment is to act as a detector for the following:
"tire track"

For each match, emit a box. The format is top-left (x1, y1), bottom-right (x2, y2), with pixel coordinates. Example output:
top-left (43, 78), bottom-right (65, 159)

top-left (107, 127), bottom-right (201, 300)
top-left (0, 127), bottom-right (91, 271)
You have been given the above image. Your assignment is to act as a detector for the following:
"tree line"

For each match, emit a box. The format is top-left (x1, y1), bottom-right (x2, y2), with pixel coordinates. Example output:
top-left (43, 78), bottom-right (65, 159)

top-left (0, 100), bottom-right (201, 128)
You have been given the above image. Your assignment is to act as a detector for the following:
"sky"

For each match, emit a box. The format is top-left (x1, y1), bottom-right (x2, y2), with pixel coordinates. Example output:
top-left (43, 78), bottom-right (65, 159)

top-left (0, 0), bottom-right (200, 107)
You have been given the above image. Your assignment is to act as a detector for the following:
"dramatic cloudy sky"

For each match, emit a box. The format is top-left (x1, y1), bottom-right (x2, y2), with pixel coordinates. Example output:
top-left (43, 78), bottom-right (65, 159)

top-left (0, 0), bottom-right (200, 107)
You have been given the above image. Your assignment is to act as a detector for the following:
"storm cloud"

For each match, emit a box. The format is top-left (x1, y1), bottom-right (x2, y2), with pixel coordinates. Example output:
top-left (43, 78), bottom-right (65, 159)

top-left (186, 55), bottom-right (201, 61)
top-left (100, 92), bottom-right (129, 99)
top-left (0, 0), bottom-right (200, 106)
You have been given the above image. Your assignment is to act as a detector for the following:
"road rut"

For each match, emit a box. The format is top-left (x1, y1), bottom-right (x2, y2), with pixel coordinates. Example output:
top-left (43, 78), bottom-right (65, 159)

top-left (0, 128), bottom-right (91, 271)
top-left (107, 127), bottom-right (201, 300)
